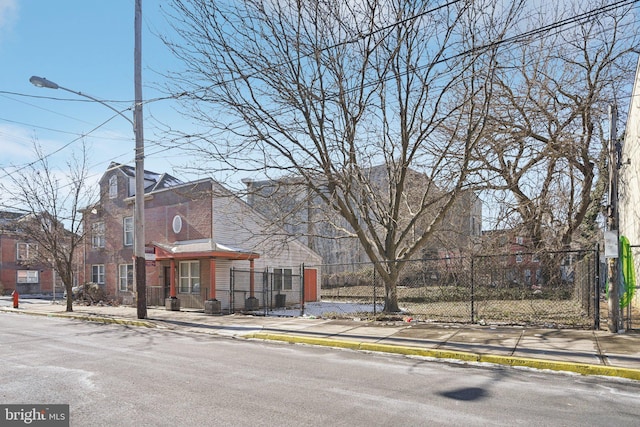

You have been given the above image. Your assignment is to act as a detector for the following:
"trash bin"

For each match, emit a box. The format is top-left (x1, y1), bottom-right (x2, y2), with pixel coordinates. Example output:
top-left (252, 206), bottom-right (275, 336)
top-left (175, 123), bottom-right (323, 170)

top-left (275, 294), bottom-right (286, 308)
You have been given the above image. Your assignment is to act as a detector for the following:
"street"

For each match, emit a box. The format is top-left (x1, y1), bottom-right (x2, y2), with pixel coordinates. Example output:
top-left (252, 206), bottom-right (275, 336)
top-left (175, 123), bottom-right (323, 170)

top-left (1, 312), bottom-right (640, 426)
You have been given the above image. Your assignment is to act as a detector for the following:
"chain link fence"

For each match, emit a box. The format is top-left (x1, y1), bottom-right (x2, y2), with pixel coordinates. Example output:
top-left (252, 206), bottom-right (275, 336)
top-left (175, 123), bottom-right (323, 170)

top-left (313, 249), bottom-right (600, 328)
top-left (144, 249), bottom-right (602, 328)
top-left (230, 266), bottom-right (303, 315)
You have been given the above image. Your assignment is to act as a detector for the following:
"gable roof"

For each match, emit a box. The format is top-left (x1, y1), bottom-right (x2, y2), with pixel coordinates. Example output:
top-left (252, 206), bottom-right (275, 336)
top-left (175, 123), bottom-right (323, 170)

top-left (0, 211), bottom-right (25, 232)
top-left (152, 239), bottom-right (260, 261)
top-left (104, 162), bottom-right (184, 194)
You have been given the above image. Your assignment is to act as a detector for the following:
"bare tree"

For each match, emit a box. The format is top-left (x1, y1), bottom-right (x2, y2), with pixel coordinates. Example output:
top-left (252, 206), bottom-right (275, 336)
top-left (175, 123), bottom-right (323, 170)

top-left (475, 0), bottom-right (639, 250)
top-left (0, 142), bottom-right (96, 312)
top-left (161, 0), bottom-right (520, 311)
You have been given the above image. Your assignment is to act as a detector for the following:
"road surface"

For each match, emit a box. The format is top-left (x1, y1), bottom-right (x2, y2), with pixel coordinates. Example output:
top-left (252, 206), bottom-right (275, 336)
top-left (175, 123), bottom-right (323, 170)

top-left (1, 312), bottom-right (639, 426)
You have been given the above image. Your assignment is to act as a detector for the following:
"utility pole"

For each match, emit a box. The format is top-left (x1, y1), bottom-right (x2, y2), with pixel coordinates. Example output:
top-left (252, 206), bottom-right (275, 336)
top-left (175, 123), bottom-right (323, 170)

top-left (134, 0), bottom-right (147, 319)
top-left (607, 104), bottom-right (620, 333)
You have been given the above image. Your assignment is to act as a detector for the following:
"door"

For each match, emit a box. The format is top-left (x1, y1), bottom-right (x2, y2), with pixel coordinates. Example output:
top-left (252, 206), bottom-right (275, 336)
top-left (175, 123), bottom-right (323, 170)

top-left (303, 269), bottom-right (318, 302)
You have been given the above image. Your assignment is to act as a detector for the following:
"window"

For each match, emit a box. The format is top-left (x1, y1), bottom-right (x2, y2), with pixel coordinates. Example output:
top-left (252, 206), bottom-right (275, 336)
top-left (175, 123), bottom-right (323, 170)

top-left (515, 252), bottom-right (523, 263)
top-left (92, 222), bottom-right (105, 248)
top-left (92, 265), bottom-right (105, 285)
top-left (273, 268), bottom-right (293, 291)
top-left (516, 236), bottom-right (524, 245)
top-left (123, 217), bottom-right (134, 246)
top-left (179, 261), bottom-right (200, 294)
top-left (109, 176), bottom-right (118, 199)
top-left (17, 270), bottom-right (39, 283)
top-left (16, 243), bottom-right (38, 261)
top-left (118, 264), bottom-right (133, 292)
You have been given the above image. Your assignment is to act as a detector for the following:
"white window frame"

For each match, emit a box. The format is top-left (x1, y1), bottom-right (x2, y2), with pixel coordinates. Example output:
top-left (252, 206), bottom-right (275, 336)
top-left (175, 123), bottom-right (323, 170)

top-left (92, 264), bottom-right (105, 285)
top-left (109, 175), bottom-right (118, 199)
top-left (515, 252), bottom-right (523, 263)
top-left (179, 261), bottom-right (200, 294)
top-left (92, 221), bottom-right (105, 248)
top-left (17, 270), bottom-right (39, 283)
top-left (16, 242), bottom-right (38, 261)
top-left (123, 217), bottom-right (134, 247)
top-left (273, 268), bottom-right (293, 291)
top-left (118, 264), bottom-right (133, 292)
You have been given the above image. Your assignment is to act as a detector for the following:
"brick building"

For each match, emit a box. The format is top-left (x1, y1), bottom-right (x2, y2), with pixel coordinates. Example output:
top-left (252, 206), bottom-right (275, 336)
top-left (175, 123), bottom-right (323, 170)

top-left (83, 163), bottom-right (322, 310)
top-left (243, 165), bottom-right (483, 267)
top-left (0, 211), bottom-right (57, 296)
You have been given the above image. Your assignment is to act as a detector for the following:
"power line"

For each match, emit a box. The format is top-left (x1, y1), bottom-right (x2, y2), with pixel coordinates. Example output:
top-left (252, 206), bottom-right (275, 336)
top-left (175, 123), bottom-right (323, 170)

top-left (1, 0), bottom-right (637, 185)
top-left (171, 2), bottom-right (639, 144)
top-left (345, 0), bottom-right (640, 96)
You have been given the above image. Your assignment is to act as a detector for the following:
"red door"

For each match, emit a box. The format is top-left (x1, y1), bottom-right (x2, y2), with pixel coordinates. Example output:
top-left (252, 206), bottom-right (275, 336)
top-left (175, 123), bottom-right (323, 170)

top-left (303, 269), bottom-right (318, 302)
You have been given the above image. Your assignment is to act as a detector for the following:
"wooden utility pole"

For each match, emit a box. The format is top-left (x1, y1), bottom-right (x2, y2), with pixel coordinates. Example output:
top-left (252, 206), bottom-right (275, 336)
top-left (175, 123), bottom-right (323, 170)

top-left (607, 104), bottom-right (620, 332)
top-left (134, 0), bottom-right (147, 319)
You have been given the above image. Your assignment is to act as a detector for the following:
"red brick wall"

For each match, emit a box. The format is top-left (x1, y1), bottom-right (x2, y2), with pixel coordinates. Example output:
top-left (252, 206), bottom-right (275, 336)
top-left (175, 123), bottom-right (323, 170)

top-left (83, 172), bottom-right (214, 298)
top-left (0, 234), bottom-right (55, 295)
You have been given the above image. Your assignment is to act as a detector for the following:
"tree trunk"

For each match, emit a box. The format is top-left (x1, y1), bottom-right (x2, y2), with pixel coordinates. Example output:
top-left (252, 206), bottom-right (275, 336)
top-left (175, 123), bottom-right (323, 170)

top-left (384, 283), bottom-right (400, 313)
top-left (64, 283), bottom-right (73, 312)
top-left (381, 265), bottom-right (401, 313)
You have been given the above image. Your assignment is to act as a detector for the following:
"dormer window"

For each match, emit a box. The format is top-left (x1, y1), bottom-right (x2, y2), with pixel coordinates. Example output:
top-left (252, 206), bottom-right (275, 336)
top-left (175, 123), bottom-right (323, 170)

top-left (109, 176), bottom-right (118, 199)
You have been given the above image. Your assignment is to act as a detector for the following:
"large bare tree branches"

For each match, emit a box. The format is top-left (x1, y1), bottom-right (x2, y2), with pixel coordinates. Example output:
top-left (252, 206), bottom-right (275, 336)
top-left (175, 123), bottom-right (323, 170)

top-left (0, 142), bottom-right (97, 312)
top-left (162, 0), bottom-right (521, 311)
top-left (475, 0), bottom-right (638, 250)
top-left (160, 0), bottom-right (637, 311)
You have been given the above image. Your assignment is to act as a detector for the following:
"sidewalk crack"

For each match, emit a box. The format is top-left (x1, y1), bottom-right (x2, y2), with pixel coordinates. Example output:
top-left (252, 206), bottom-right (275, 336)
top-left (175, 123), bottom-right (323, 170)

top-left (436, 328), bottom-right (462, 349)
top-left (511, 330), bottom-right (524, 357)
top-left (592, 331), bottom-right (609, 366)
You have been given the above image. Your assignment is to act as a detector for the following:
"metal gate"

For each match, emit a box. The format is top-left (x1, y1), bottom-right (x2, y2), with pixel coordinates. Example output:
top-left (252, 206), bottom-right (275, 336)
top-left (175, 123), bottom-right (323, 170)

top-left (230, 266), bottom-right (304, 316)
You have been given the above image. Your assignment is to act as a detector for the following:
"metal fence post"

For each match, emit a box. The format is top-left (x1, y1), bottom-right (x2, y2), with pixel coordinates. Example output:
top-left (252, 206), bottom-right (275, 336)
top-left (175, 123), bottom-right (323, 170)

top-left (373, 266), bottom-right (377, 317)
top-left (263, 270), bottom-right (268, 316)
top-left (594, 244), bottom-right (600, 330)
top-left (301, 263), bottom-right (305, 317)
top-left (471, 256), bottom-right (475, 324)
top-left (230, 267), bottom-right (234, 314)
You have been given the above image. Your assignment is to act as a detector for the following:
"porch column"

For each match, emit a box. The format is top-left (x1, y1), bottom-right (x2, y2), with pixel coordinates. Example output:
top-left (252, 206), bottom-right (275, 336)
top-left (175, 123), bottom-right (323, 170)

top-left (165, 258), bottom-right (180, 311)
top-left (249, 259), bottom-right (255, 298)
top-left (209, 258), bottom-right (216, 300)
top-left (170, 259), bottom-right (176, 298)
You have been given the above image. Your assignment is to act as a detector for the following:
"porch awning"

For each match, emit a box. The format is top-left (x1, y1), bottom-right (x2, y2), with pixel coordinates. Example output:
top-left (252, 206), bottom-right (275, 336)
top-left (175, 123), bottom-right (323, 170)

top-left (152, 239), bottom-right (260, 261)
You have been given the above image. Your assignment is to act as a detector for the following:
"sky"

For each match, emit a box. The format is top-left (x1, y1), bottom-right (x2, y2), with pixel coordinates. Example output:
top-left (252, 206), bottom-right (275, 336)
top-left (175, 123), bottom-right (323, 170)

top-left (0, 0), bottom-right (198, 199)
top-left (1, 0), bottom-right (637, 228)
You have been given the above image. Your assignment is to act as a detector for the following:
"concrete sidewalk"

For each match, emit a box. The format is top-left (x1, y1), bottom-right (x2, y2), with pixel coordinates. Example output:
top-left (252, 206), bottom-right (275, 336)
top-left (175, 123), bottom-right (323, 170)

top-left (2, 298), bottom-right (640, 381)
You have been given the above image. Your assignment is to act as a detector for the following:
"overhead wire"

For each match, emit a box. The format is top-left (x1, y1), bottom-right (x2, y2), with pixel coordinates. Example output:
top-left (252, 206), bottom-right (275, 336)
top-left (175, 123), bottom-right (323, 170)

top-left (1, 0), bottom-right (638, 184)
top-left (172, 0), bottom-right (639, 142)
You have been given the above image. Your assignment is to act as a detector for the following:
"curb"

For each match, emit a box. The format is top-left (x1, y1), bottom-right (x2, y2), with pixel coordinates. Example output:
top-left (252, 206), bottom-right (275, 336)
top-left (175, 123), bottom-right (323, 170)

top-left (246, 332), bottom-right (640, 382)
top-left (0, 308), bottom-right (156, 328)
top-left (5, 308), bottom-right (640, 381)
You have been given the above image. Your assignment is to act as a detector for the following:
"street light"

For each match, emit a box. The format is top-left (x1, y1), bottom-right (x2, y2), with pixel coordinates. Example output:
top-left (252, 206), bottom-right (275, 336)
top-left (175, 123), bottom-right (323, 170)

top-left (29, 76), bottom-right (134, 127)
top-left (30, 75), bottom-right (147, 319)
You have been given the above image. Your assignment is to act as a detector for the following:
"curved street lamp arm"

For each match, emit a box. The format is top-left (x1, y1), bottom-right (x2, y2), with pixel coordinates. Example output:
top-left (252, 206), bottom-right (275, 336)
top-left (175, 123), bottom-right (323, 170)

top-left (29, 76), bottom-right (134, 128)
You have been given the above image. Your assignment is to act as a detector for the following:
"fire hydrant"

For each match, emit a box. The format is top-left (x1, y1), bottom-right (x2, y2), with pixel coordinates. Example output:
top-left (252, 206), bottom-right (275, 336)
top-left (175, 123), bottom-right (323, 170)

top-left (11, 290), bottom-right (19, 309)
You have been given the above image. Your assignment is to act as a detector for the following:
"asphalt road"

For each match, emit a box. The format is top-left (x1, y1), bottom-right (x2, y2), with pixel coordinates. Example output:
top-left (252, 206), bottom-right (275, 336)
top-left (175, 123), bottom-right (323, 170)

top-left (1, 312), bottom-right (640, 426)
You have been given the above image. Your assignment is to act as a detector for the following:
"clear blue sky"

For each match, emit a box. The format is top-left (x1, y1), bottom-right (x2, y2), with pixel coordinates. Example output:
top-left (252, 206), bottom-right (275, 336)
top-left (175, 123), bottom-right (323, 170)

top-left (0, 0), bottom-right (196, 193)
